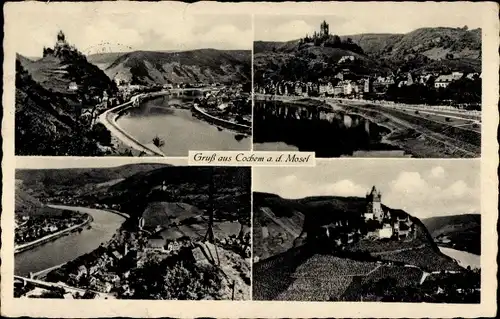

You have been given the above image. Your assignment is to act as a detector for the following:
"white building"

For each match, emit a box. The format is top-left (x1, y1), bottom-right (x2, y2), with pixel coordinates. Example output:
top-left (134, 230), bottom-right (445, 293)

top-left (378, 224), bottom-right (393, 238)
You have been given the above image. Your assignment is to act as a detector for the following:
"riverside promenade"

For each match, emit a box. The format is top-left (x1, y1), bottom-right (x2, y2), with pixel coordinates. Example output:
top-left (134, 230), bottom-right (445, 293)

top-left (98, 93), bottom-right (166, 156)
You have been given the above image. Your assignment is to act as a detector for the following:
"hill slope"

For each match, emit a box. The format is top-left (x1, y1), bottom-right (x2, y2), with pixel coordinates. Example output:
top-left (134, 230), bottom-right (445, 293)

top-left (86, 52), bottom-right (127, 70)
top-left (253, 191), bottom-right (440, 260)
top-left (17, 165), bottom-right (251, 225)
top-left (254, 26), bottom-right (481, 83)
top-left (252, 191), bottom-right (464, 301)
top-left (15, 58), bottom-right (110, 156)
top-left (422, 214), bottom-right (480, 255)
top-left (101, 49), bottom-right (251, 85)
top-left (15, 180), bottom-right (62, 217)
top-left (17, 52), bottom-right (116, 96)
top-left (16, 163), bottom-right (170, 189)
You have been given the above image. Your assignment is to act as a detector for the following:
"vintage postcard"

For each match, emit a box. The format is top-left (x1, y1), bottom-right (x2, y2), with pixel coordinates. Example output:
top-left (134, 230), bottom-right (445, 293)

top-left (1, 1), bottom-right (498, 318)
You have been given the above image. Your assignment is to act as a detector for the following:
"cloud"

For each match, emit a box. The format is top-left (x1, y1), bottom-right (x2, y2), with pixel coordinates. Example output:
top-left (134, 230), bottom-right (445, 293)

top-left (9, 6), bottom-right (251, 57)
top-left (385, 171), bottom-right (478, 218)
top-left (430, 166), bottom-right (445, 179)
top-left (259, 19), bottom-right (316, 41)
top-left (325, 179), bottom-right (367, 197)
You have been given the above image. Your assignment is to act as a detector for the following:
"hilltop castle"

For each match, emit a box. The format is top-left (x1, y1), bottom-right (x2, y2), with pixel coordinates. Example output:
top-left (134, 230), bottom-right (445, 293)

top-left (365, 186), bottom-right (384, 221)
top-left (363, 186), bottom-right (415, 240)
top-left (42, 30), bottom-right (82, 60)
top-left (315, 186), bottom-right (416, 248)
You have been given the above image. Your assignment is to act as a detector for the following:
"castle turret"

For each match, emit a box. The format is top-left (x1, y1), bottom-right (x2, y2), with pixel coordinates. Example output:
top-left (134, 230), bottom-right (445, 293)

top-left (56, 30), bottom-right (67, 48)
top-left (366, 186), bottom-right (384, 221)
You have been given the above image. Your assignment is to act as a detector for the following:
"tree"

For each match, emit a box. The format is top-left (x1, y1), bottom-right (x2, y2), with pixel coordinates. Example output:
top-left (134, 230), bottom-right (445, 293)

top-left (90, 123), bottom-right (112, 146)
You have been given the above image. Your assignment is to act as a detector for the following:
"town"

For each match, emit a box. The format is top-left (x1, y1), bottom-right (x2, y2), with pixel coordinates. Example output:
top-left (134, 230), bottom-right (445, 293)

top-left (15, 213), bottom-right (88, 246)
top-left (255, 21), bottom-right (481, 111)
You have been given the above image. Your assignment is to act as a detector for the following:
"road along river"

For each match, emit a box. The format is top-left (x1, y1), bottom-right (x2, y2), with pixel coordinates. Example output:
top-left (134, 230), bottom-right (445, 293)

top-left (15, 206), bottom-right (126, 277)
top-left (115, 95), bottom-right (251, 156)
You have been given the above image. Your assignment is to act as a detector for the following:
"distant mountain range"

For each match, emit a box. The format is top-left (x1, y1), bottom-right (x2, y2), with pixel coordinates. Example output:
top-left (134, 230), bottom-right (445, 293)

top-left (16, 165), bottom-right (251, 225)
top-left (423, 213), bottom-right (480, 255)
top-left (87, 49), bottom-right (251, 85)
top-left (15, 180), bottom-right (62, 217)
top-left (254, 26), bottom-right (481, 83)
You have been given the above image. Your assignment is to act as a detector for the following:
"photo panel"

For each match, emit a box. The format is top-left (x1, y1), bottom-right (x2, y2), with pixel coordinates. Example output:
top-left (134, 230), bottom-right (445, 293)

top-left (252, 13), bottom-right (481, 158)
top-left (252, 160), bottom-right (481, 302)
top-left (12, 4), bottom-right (252, 157)
top-left (13, 157), bottom-right (251, 300)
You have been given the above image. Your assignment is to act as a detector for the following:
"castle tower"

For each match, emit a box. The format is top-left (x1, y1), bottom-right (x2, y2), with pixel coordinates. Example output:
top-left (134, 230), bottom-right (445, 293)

top-left (320, 20), bottom-right (329, 37)
top-left (56, 30), bottom-right (67, 47)
top-left (366, 186), bottom-right (384, 221)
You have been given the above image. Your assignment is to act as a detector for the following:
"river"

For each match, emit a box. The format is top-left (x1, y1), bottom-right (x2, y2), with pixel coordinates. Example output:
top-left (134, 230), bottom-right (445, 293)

top-left (253, 100), bottom-right (407, 157)
top-left (438, 246), bottom-right (481, 269)
top-left (115, 96), bottom-right (251, 156)
top-left (15, 206), bottom-right (126, 277)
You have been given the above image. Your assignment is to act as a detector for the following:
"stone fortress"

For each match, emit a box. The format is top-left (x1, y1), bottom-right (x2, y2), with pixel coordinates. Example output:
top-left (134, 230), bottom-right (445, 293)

top-left (318, 186), bottom-right (416, 248)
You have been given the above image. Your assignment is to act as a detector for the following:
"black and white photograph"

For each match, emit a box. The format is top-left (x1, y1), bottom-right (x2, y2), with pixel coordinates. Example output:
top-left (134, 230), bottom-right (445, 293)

top-left (13, 159), bottom-right (251, 300)
top-left (14, 4), bottom-right (252, 156)
top-left (252, 160), bottom-right (480, 302)
top-left (253, 12), bottom-right (481, 158)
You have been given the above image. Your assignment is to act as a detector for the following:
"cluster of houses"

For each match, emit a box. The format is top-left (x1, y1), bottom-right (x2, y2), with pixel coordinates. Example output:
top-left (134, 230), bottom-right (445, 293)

top-left (318, 186), bottom-right (416, 248)
top-left (256, 67), bottom-right (481, 99)
top-left (15, 215), bottom-right (86, 246)
top-left (255, 76), bottom-right (372, 99)
top-left (67, 242), bottom-right (131, 293)
top-left (200, 84), bottom-right (248, 111)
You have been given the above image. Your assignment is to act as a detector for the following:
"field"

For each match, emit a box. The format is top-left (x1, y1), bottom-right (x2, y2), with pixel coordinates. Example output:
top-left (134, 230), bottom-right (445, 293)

top-left (256, 253), bottom-right (381, 301)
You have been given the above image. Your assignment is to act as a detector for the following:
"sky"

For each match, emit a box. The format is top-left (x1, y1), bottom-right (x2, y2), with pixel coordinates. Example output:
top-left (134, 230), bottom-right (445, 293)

top-left (255, 4), bottom-right (484, 42)
top-left (8, 3), bottom-right (252, 57)
top-left (253, 160), bottom-right (480, 219)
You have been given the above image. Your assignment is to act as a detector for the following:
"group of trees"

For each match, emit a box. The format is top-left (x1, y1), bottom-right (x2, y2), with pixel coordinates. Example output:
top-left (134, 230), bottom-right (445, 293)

top-left (124, 252), bottom-right (223, 300)
top-left (300, 33), bottom-right (364, 54)
top-left (381, 76), bottom-right (481, 109)
top-left (353, 267), bottom-right (480, 303)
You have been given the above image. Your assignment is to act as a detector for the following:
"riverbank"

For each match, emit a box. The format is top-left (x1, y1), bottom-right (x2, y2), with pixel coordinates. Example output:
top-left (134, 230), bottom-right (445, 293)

top-left (256, 94), bottom-right (478, 158)
top-left (192, 103), bottom-right (251, 135)
top-left (29, 208), bottom-right (130, 280)
top-left (439, 246), bottom-right (480, 270)
top-left (15, 206), bottom-right (127, 277)
top-left (15, 214), bottom-right (93, 254)
top-left (98, 93), bottom-right (166, 156)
